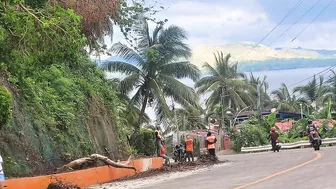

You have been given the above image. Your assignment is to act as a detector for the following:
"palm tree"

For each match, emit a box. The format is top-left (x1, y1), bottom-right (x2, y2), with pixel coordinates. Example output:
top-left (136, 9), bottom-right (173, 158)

top-left (103, 19), bottom-right (200, 136)
top-left (174, 107), bottom-right (207, 131)
top-left (323, 70), bottom-right (336, 111)
top-left (109, 78), bottom-right (151, 129)
top-left (271, 83), bottom-right (307, 112)
top-left (246, 73), bottom-right (271, 109)
top-left (293, 75), bottom-right (326, 110)
top-left (195, 52), bottom-right (256, 112)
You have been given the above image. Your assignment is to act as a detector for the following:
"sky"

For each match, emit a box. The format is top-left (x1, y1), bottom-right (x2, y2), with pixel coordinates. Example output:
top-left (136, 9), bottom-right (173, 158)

top-left (99, 0), bottom-right (336, 121)
top-left (101, 0), bottom-right (336, 58)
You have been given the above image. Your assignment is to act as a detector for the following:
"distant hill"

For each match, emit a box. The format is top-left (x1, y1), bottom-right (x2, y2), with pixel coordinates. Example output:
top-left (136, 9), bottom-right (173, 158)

top-left (275, 47), bottom-right (336, 56)
top-left (100, 42), bottom-right (336, 72)
top-left (191, 42), bottom-right (336, 72)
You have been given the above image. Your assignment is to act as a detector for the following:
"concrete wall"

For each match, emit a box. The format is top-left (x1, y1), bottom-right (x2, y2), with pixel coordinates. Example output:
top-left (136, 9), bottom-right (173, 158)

top-left (3, 157), bottom-right (162, 189)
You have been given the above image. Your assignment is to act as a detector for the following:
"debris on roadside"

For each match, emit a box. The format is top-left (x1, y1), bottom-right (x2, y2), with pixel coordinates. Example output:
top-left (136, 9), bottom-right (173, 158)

top-left (114, 155), bottom-right (228, 182)
top-left (47, 181), bottom-right (81, 189)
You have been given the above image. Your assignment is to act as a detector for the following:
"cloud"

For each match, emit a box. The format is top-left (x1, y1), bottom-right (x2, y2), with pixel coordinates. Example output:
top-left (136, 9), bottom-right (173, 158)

top-left (283, 21), bottom-right (336, 50)
top-left (153, 0), bottom-right (270, 47)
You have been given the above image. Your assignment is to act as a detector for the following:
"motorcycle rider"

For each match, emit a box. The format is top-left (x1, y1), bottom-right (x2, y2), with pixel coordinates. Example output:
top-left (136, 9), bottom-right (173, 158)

top-left (307, 120), bottom-right (320, 144)
top-left (269, 127), bottom-right (279, 151)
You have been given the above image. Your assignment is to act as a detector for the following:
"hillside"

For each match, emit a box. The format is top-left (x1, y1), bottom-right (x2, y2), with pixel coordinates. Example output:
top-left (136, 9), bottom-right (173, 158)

top-left (0, 2), bottom-right (131, 178)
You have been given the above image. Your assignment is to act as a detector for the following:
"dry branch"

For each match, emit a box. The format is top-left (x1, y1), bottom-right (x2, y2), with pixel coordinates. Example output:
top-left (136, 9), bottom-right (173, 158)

top-left (57, 154), bottom-right (136, 173)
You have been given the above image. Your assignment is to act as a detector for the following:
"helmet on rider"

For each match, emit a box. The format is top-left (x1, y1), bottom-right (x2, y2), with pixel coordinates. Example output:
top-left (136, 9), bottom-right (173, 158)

top-left (271, 127), bottom-right (276, 132)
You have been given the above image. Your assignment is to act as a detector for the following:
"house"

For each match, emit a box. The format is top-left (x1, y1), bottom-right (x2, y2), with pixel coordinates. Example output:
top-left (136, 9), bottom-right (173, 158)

top-left (234, 109), bottom-right (306, 125)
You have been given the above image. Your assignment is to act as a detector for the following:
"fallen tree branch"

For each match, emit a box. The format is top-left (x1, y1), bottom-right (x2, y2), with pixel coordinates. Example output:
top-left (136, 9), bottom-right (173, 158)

top-left (57, 154), bottom-right (136, 173)
top-left (91, 154), bottom-right (136, 170)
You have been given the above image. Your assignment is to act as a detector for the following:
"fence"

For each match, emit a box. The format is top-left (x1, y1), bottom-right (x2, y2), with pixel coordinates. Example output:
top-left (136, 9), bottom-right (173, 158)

top-left (241, 138), bottom-right (336, 153)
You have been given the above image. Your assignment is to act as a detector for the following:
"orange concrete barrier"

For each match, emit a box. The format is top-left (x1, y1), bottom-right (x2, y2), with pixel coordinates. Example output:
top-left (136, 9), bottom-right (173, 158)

top-left (4, 157), bottom-right (162, 189)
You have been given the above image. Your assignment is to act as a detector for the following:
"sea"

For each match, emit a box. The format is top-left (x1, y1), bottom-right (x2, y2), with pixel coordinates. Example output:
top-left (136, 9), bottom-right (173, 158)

top-left (250, 66), bottom-right (333, 92)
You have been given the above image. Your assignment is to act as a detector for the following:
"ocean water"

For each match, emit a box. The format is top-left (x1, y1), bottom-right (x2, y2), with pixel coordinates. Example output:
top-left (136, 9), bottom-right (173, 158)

top-left (250, 66), bottom-right (333, 93)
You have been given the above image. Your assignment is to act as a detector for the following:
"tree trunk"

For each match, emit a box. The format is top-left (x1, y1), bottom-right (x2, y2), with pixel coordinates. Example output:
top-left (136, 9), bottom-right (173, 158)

top-left (56, 154), bottom-right (136, 173)
top-left (129, 93), bottom-right (149, 145)
top-left (137, 93), bottom-right (149, 129)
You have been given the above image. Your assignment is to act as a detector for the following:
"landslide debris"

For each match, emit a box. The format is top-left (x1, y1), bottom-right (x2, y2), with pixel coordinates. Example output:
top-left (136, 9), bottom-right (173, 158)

top-left (114, 154), bottom-right (228, 181)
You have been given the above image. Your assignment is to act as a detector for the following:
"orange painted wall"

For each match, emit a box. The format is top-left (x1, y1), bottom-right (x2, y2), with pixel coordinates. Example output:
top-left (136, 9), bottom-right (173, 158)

top-left (3, 157), bottom-right (162, 189)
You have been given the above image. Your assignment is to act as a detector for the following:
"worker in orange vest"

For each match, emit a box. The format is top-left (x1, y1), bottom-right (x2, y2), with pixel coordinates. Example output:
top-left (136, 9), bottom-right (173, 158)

top-left (206, 131), bottom-right (217, 156)
top-left (160, 140), bottom-right (170, 165)
top-left (184, 135), bottom-right (194, 162)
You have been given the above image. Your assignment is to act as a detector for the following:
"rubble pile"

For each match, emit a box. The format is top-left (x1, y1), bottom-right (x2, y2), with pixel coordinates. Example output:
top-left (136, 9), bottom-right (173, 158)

top-left (114, 155), bottom-right (228, 181)
top-left (47, 182), bottom-right (81, 189)
top-left (196, 154), bottom-right (220, 164)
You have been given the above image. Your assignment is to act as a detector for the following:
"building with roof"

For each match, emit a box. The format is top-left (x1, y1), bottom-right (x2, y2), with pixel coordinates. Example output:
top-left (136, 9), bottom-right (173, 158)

top-left (234, 109), bottom-right (306, 125)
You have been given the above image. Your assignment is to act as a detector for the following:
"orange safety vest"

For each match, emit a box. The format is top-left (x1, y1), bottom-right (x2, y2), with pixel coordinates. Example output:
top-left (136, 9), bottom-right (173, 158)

top-left (206, 136), bottom-right (216, 149)
top-left (160, 145), bottom-right (166, 156)
top-left (185, 139), bottom-right (194, 152)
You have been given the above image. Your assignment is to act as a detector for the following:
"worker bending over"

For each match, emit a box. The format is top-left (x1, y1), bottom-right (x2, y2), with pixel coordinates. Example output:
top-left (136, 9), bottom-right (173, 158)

top-left (160, 140), bottom-right (170, 165)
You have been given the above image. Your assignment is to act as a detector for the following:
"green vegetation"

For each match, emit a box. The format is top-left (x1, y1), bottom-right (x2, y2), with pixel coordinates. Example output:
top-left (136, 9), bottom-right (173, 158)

top-left (132, 129), bottom-right (156, 156)
top-left (2, 0), bottom-right (336, 179)
top-left (0, 86), bottom-right (12, 129)
top-left (0, 0), bottom-right (162, 177)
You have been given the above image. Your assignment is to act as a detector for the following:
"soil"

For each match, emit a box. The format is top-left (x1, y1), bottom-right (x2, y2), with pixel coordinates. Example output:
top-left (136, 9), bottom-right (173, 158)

top-left (113, 154), bottom-right (228, 182)
top-left (47, 182), bottom-right (81, 189)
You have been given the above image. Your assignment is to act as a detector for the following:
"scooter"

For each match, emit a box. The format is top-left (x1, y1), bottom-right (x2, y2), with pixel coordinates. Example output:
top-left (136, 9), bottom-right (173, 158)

top-left (310, 131), bottom-right (321, 151)
top-left (272, 139), bottom-right (281, 152)
top-left (173, 144), bottom-right (186, 162)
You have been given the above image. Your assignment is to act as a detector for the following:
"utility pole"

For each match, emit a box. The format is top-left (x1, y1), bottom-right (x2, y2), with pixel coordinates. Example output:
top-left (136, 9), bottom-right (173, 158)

top-left (182, 114), bottom-right (186, 131)
top-left (172, 100), bottom-right (179, 144)
top-left (257, 84), bottom-right (261, 130)
top-left (221, 87), bottom-right (225, 133)
top-left (300, 103), bottom-right (303, 119)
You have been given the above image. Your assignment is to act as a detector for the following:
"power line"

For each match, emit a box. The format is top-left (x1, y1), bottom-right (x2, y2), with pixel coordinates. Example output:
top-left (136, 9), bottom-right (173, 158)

top-left (237, 0), bottom-right (306, 62)
top-left (248, 0), bottom-right (322, 61)
top-left (237, 0), bottom-right (305, 62)
top-left (264, 0), bottom-right (334, 90)
top-left (273, 0), bottom-right (334, 59)
top-left (288, 64), bottom-right (336, 88)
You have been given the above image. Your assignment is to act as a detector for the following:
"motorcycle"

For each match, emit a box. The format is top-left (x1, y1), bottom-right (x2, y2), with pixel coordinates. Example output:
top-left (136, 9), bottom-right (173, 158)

top-left (173, 144), bottom-right (186, 162)
top-left (272, 139), bottom-right (281, 152)
top-left (310, 131), bottom-right (321, 151)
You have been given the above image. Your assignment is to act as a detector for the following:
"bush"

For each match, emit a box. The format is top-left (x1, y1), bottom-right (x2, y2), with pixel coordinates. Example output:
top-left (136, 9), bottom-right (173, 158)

top-left (286, 119), bottom-right (308, 139)
top-left (230, 125), bottom-right (268, 152)
top-left (0, 86), bottom-right (12, 129)
top-left (132, 129), bottom-right (156, 156)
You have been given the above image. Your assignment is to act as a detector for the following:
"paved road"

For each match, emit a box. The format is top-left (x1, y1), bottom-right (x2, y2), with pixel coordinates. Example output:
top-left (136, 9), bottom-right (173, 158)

top-left (140, 147), bottom-right (336, 189)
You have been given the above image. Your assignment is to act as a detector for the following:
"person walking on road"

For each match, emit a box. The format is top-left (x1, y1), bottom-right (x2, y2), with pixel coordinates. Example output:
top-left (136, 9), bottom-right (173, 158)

top-left (206, 131), bottom-right (217, 156)
top-left (0, 154), bottom-right (5, 189)
top-left (185, 135), bottom-right (194, 162)
top-left (155, 126), bottom-right (162, 157)
top-left (269, 127), bottom-right (279, 151)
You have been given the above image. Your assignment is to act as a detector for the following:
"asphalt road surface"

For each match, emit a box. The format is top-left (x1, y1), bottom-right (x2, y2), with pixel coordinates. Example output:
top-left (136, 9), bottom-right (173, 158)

top-left (140, 147), bottom-right (336, 189)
